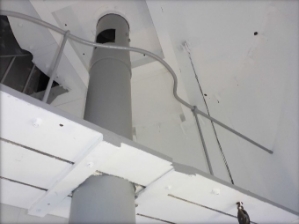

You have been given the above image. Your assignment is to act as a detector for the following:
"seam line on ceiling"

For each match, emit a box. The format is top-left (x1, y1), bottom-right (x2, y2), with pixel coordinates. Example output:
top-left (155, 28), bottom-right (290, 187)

top-left (168, 194), bottom-right (258, 224)
top-left (0, 176), bottom-right (47, 192)
top-left (0, 137), bottom-right (75, 165)
top-left (136, 213), bottom-right (176, 224)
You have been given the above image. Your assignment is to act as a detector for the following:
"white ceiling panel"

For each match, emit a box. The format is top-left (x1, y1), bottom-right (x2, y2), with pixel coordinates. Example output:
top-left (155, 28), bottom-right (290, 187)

top-left (0, 88), bottom-right (101, 162)
top-left (0, 140), bottom-right (71, 189)
top-left (0, 179), bottom-right (45, 209)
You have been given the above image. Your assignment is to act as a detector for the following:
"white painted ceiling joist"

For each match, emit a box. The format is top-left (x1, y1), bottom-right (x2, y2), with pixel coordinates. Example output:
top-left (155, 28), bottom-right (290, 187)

top-left (0, 84), bottom-right (173, 217)
top-left (0, 84), bottom-right (298, 223)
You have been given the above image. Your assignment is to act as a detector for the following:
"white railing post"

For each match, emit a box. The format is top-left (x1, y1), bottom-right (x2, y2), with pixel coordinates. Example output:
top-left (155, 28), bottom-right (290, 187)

top-left (42, 31), bottom-right (69, 103)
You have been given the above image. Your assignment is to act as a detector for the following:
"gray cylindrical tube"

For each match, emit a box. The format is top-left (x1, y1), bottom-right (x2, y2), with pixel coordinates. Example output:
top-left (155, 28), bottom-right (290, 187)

top-left (84, 14), bottom-right (132, 140)
top-left (69, 175), bottom-right (136, 224)
top-left (70, 14), bottom-right (135, 224)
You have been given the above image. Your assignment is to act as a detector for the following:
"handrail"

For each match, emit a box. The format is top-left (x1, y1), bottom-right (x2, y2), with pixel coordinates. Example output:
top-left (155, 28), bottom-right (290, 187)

top-left (42, 31), bottom-right (70, 102)
top-left (0, 10), bottom-right (273, 155)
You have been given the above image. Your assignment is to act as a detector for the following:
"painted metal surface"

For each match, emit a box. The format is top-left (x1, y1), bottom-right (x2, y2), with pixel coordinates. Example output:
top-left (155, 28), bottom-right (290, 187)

top-left (0, 140), bottom-right (71, 189)
top-left (0, 84), bottom-right (172, 217)
top-left (136, 170), bottom-right (299, 223)
top-left (0, 8), bottom-right (273, 154)
top-left (0, 84), bottom-right (298, 223)
top-left (71, 14), bottom-right (135, 223)
top-left (70, 175), bottom-right (136, 224)
top-left (85, 14), bottom-right (132, 139)
top-left (0, 85), bottom-right (101, 162)
top-left (0, 0), bottom-right (298, 220)
top-left (42, 31), bottom-right (69, 103)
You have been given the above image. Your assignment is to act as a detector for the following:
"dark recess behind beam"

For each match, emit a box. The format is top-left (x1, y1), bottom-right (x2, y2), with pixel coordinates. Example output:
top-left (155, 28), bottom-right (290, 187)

top-left (0, 15), bottom-right (59, 95)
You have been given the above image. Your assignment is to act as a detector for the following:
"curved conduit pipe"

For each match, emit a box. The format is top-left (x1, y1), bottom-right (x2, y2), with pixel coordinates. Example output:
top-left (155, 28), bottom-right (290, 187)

top-left (0, 10), bottom-right (273, 155)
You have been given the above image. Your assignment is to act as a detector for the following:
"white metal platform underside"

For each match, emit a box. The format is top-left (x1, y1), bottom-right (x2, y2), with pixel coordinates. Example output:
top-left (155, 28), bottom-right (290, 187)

top-left (1, 85), bottom-right (298, 223)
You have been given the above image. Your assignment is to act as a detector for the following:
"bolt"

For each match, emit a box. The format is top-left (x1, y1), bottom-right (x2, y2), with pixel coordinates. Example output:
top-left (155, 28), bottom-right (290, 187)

top-left (32, 118), bottom-right (42, 128)
top-left (166, 185), bottom-right (172, 190)
top-left (212, 188), bottom-right (220, 195)
top-left (87, 162), bottom-right (94, 168)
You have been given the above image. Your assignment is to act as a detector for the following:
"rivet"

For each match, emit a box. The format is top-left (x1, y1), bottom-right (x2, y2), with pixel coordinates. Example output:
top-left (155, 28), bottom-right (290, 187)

top-left (166, 185), bottom-right (172, 190)
top-left (87, 162), bottom-right (94, 168)
top-left (32, 118), bottom-right (42, 128)
top-left (211, 188), bottom-right (220, 195)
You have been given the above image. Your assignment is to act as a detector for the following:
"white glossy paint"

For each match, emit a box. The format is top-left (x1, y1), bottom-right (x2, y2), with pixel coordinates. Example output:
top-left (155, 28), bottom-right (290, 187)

top-left (136, 170), bottom-right (298, 223)
top-left (0, 85), bottom-right (173, 217)
top-left (141, 0), bottom-right (299, 212)
top-left (1, 84), bottom-right (298, 223)
top-left (131, 67), bottom-right (183, 127)
top-left (0, 179), bottom-right (44, 209)
top-left (0, 89), bottom-right (101, 161)
top-left (0, 0), bottom-right (298, 221)
top-left (0, 140), bottom-right (71, 189)
top-left (0, 203), bottom-right (67, 224)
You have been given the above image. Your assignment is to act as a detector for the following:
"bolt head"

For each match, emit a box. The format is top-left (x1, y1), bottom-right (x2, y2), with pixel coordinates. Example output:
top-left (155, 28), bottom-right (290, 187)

top-left (86, 162), bottom-right (94, 168)
top-left (212, 188), bottom-right (220, 195)
top-left (166, 185), bottom-right (172, 190)
top-left (32, 118), bottom-right (42, 128)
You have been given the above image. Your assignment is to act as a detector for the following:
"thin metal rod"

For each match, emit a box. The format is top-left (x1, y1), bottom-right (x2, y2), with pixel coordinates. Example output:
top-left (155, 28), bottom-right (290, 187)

top-left (185, 43), bottom-right (234, 184)
top-left (192, 107), bottom-right (214, 175)
top-left (1, 56), bottom-right (16, 84)
top-left (0, 10), bottom-right (273, 154)
top-left (22, 64), bottom-right (35, 93)
top-left (42, 31), bottom-right (69, 103)
top-left (194, 108), bottom-right (273, 154)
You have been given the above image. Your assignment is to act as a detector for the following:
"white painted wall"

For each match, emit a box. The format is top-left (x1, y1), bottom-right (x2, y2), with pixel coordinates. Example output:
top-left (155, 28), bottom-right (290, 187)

top-left (133, 0), bottom-right (299, 212)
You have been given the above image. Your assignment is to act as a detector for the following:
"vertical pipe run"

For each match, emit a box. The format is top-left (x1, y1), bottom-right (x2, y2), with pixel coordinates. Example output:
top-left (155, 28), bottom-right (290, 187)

top-left (84, 14), bottom-right (132, 139)
top-left (1, 56), bottom-right (16, 84)
top-left (69, 175), bottom-right (136, 224)
top-left (192, 107), bottom-right (214, 175)
top-left (42, 31), bottom-right (69, 103)
top-left (70, 14), bottom-right (135, 224)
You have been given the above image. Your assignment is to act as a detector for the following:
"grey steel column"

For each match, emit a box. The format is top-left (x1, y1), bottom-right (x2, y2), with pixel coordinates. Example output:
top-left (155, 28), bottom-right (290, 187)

top-left (84, 14), bottom-right (132, 140)
top-left (69, 14), bottom-right (135, 224)
top-left (69, 175), bottom-right (136, 224)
